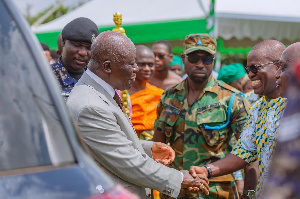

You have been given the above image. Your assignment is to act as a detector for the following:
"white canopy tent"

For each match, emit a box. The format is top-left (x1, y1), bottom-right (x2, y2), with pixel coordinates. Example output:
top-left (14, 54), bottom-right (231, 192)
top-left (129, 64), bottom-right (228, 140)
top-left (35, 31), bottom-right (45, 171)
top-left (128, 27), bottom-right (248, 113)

top-left (33, 0), bottom-right (300, 52)
top-left (32, 0), bottom-right (210, 33)
top-left (216, 0), bottom-right (300, 41)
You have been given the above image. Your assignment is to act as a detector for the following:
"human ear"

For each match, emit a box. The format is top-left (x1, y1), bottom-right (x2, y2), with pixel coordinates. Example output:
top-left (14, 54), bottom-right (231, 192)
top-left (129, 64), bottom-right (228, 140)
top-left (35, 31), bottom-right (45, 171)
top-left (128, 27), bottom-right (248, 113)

top-left (103, 60), bottom-right (112, 74)
top-left (181, 54), bottom-right (185, 62)
top-left (62, 38), bottom-right (66, 47)
top-left (168, 53), bottom-right (174, 63)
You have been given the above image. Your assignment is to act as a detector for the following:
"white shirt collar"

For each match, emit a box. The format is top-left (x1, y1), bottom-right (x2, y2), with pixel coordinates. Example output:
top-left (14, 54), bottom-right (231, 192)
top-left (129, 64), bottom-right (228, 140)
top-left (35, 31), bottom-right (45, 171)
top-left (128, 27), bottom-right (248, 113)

top-left (86, 68), bottom-right (115, 98)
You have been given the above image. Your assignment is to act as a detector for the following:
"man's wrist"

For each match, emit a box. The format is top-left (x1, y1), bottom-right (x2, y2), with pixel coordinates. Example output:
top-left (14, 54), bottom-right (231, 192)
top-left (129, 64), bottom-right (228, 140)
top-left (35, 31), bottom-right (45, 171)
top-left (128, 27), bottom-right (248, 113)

top-left (179, 171), bottom-right (184, 182)
top-left (203, 165), bottom-right (212, 179)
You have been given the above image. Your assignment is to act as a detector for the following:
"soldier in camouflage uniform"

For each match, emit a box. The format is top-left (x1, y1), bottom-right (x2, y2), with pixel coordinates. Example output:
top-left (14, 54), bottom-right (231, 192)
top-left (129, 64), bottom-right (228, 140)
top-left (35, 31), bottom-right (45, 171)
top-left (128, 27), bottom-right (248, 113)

top-left (153, 33), bottom-right (250, 199)
top-left (189, 40), bottom-right (287, 199)
top-left (51, 17), bottom-right (99, 100)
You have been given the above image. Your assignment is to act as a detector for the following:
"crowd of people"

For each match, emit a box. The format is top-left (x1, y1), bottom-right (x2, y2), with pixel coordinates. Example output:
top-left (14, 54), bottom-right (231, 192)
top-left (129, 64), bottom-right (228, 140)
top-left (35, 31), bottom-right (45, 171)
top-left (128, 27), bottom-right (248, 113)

top-left (40, 16), bottom-right (300, 199)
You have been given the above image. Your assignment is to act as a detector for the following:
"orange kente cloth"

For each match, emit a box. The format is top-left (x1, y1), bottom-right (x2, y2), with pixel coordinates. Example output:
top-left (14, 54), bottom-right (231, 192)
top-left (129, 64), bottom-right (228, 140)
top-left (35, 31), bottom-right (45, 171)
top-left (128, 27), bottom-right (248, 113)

top-left (130, 83), bottom-right (164, 138)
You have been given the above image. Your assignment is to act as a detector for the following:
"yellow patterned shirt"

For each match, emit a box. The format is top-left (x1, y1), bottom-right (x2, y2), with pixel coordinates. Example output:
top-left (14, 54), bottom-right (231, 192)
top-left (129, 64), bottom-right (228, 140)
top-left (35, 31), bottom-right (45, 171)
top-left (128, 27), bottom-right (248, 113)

top-left (231, 96), bottom-right (287, 197)
top-left (245, 90), bottom-right (261, 105)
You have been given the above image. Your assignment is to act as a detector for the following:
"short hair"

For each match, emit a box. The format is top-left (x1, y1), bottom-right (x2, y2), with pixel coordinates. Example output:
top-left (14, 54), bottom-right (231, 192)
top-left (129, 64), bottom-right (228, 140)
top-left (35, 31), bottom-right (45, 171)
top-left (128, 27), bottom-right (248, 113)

top-left (136, 45), bottom-right (153, 56)
top-left (40, 43), bottom-right (50, 51)
top-left (283, 42), bottom-right (300, 63)
top-left (152, 40), bottom-right (172, 54)
top-left (250, 40), bottom-right (286, 62)
top-left (50, 49), bottom-right (59, 59)
top-left (90, 31), bottom-right (135, 65)
top-left (57, 33), bottom-right (63, 53)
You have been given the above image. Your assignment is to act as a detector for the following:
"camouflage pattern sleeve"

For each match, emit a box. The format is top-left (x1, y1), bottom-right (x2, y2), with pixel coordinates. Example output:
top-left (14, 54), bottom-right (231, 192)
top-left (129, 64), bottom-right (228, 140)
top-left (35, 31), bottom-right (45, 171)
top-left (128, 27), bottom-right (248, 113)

top-left (230, 93), bottom-right (250, 136)
top-left (154, 92), bottom-right (167, 134)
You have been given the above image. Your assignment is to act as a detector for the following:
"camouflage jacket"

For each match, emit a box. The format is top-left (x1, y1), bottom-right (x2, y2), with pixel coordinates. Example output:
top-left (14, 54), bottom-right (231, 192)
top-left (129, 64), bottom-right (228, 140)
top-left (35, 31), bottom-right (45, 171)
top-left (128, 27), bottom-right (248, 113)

top-left (154, 75), bottom-right (250, 171)
top-left (51, 57), bottom-right (86, 100)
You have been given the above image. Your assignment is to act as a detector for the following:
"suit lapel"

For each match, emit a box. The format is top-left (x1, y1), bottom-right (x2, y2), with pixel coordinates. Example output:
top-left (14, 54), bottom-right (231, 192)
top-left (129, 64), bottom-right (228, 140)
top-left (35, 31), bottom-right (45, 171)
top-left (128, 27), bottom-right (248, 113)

top-left (78, 72), bottom-right (144, 152)
top-left (79, 72), bottom-right (130, 121)
top-left (79, 72), bottom-right (116, 106)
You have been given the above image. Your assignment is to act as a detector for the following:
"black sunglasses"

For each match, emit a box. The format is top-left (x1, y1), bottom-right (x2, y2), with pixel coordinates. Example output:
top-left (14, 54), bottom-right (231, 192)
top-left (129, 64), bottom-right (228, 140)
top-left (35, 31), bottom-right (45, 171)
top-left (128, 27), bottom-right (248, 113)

top-left (186, 53), bottom-right (215, 65)
top-left (244, 60), bottom-right (279, 74)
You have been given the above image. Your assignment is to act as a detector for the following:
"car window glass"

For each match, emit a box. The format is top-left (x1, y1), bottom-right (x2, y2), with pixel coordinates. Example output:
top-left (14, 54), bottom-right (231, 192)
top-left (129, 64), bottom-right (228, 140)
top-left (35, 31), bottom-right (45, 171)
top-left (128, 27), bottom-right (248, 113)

top-left (0, 2), bottom-right (75, 171)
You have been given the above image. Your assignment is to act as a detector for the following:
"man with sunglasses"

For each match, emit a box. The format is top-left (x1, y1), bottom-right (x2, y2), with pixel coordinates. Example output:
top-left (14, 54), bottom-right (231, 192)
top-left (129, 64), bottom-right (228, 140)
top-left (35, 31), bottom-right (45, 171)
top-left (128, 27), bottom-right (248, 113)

top-left (188, 40), bottom-right (287, 199)
top-left (52, 17), bottom-right (99, 101)
top-left (153, 33), bottom-right (250, 198)
top-left (149, 40), bottom-right (182, 90)
top-left (261, 42), bottom-right (300, 199)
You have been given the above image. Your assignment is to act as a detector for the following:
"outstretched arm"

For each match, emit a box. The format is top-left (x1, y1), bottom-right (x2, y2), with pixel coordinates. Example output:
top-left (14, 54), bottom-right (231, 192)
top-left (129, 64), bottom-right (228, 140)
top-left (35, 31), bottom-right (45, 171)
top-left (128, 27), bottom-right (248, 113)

top-left (189, 154), bottom-right (248, 178)
top-left (241, 160), bottom-right (259, 199)
top-left (77, 106), bottom-right (183, 198)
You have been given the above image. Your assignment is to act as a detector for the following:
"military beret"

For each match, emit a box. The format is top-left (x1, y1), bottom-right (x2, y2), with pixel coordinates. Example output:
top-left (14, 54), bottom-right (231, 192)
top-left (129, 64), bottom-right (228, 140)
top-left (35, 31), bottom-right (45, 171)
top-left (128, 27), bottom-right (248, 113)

top-left (62, 17), bottom-right (99, 44)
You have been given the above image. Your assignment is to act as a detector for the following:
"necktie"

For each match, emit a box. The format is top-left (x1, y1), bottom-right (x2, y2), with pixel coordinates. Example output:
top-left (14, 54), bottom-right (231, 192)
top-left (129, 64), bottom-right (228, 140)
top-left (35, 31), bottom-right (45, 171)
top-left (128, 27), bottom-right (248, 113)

top-left (113, 91), bottom-right (127, 115)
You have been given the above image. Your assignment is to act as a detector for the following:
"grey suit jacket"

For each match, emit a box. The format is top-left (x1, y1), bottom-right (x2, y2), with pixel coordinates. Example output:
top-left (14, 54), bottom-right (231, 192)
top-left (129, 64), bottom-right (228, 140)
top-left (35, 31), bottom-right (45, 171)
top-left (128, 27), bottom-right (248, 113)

top-left (67, 72), bottom-right (182, 198)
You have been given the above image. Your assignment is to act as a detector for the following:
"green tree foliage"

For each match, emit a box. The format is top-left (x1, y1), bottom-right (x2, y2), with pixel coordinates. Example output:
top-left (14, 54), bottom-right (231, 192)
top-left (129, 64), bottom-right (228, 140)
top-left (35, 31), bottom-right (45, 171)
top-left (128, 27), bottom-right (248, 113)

top-left (26, 5), bottom-right (68, 25)
top-left (221, 53), bottom-right (248, 67)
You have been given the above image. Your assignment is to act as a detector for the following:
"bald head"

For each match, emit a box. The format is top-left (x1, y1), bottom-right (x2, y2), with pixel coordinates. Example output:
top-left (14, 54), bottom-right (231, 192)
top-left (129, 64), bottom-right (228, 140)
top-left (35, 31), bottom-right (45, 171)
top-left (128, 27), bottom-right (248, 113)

top-left (249, 40), bottom-right (286, 62)
top-left (90, 31), bottom-right (136, 66)
top-left (134, 45), bottom-right (155, 83)
top-left (136, 45), bottom-right (154, 57)
top-left (89, 31), bottom-right (138, 90)
top-left (281, 42), bottom-right (300, 64)
top-left (276, 42), bottom-right (300, 96)
top-left (247, 40), bottom-right (286, 99)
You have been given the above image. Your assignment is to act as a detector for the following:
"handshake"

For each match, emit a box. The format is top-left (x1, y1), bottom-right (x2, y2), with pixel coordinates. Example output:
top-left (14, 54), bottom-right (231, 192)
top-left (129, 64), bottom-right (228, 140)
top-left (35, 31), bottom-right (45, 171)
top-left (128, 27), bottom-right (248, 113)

top-left (180, 170), bottom-right (209, 195)
top-left (152, 142), bottom-right (209, 195)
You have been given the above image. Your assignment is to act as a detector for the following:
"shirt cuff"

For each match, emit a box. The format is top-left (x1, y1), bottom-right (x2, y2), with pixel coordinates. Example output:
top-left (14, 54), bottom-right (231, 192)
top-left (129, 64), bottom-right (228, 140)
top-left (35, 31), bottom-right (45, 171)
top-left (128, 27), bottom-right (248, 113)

top-left (179, 171), bottom-right (184, 183)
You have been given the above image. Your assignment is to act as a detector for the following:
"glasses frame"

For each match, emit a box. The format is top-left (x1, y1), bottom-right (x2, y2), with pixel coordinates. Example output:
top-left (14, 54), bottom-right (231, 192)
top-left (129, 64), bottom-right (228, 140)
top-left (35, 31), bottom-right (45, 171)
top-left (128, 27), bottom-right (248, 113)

top-left (244, 60), bottom-right (279, 74)
top-left (184, 54), bottom-right (215, 65)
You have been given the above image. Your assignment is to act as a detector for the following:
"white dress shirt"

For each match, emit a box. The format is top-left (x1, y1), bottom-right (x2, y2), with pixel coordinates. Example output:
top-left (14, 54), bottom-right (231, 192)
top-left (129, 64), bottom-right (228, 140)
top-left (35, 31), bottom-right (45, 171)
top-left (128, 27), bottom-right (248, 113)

top-left (86, 68), bottom-right (115, 98)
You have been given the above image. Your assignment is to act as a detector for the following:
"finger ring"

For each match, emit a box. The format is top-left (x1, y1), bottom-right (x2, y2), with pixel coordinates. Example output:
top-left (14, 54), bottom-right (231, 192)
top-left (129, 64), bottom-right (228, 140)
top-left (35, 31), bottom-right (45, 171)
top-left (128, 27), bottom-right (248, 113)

top-left (200, 184), bottom-right (205, 190)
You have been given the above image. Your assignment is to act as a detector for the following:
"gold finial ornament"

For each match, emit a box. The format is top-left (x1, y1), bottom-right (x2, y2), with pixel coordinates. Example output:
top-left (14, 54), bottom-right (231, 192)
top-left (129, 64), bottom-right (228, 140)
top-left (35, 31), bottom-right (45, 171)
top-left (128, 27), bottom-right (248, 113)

top-left (112, 12), bottom-right (126, 35)
top-left (120, 90), bottom-right (130, 116)
top-left (112, 12), bottom-right (130, 117)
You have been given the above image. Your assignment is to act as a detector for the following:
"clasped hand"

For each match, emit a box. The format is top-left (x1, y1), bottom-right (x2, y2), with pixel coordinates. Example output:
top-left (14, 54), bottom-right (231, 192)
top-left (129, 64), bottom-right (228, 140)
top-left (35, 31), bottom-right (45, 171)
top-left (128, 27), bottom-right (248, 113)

top-left (181, 170), bottom-right (209, 195)
top-left (152, 143), bottom-right (209, 195)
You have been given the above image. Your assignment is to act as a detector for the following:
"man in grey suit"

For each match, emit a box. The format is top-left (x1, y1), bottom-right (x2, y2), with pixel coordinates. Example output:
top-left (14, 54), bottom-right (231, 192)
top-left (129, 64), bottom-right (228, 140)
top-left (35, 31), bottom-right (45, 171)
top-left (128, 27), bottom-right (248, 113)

top-left (67, 31), bottom-right (209, 198)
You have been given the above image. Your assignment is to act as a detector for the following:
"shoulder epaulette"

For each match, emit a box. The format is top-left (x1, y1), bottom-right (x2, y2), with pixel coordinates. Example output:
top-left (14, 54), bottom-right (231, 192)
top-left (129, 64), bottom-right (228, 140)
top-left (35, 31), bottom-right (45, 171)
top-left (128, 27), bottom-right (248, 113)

top-left (164, 86), bottom-right (176, 96)
top-left (217, 80), bottom-right (240, 94)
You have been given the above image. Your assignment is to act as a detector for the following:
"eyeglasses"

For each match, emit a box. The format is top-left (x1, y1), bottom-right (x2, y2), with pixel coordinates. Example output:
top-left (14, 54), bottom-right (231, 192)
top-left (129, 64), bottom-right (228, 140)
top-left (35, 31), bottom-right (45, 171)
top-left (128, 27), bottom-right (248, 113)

top-left (185, 53), bottom-right (215, 65)
top-left (154, 53), bottom-right (169, 59)
top-left (244, 60), bottom-right (279, 74)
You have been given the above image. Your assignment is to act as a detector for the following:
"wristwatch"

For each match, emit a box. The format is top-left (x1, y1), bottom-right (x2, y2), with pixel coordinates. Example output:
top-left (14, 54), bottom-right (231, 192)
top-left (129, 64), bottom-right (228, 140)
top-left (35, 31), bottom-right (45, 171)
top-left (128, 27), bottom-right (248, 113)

top-left (203, 165), bottom-right (212, 179)
top-left (242, 190), bottom-right (256, 199)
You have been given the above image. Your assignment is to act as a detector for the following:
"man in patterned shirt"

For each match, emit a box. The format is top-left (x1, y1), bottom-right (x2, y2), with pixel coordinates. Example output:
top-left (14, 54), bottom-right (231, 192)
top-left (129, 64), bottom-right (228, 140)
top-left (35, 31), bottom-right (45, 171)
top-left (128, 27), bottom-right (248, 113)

top-left (189, 40), bottom-right (287, 198)
top-left (51, 17), bottom-right (99, 100)
top-left (153, 33), bottom-right (250, 199)
top-left (260, 42), bottom-right (300, 199)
